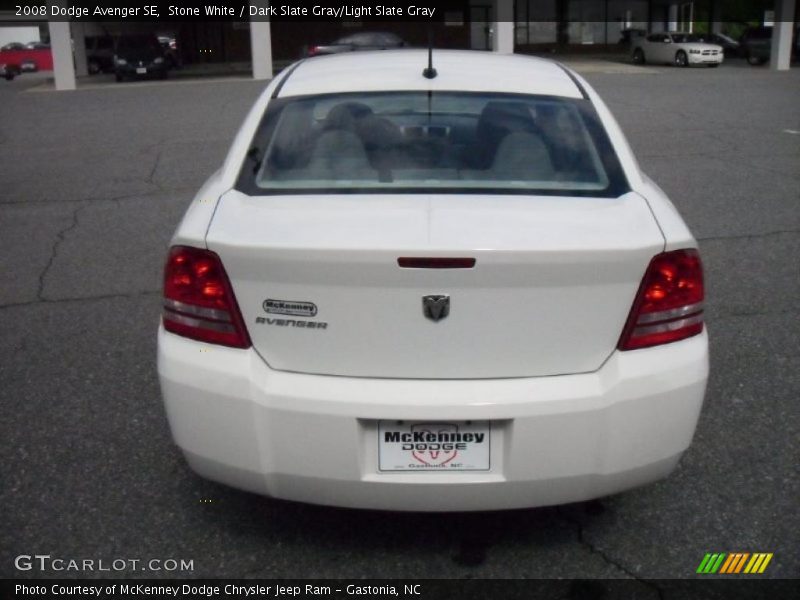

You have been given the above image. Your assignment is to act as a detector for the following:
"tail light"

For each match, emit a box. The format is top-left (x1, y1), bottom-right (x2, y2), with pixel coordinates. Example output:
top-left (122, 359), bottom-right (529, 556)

top-left (307, 45), bottom-right (320, 56)
top-left (162, 246), bottom-right (251, 348)
top-left (618, 249), bottom-right (704, 351)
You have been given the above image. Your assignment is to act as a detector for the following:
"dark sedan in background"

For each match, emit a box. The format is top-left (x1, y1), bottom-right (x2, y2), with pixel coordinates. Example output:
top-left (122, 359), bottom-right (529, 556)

top-left (739, 26), bottom-right (772, 65)
top-left (114, 34), bottom-right (168, 81)
top-left (698, 32), bottom-right (740, 57)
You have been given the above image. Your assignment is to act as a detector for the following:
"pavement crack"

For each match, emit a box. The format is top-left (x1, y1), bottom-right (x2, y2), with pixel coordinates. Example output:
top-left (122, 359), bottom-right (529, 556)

top-left (147, 145), bottom-right (164, 185)
top-left (556, 505), bottom-right (664, 600)
top-left (0, 290), bottom-right (160, 311)
top-left (37, 204), bottom-right (84, 302)
top-left (0, 186), bottom-right (195, 207)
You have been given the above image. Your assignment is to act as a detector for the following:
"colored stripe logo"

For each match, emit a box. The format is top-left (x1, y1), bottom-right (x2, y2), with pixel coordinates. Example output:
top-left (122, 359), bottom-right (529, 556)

top-left (697, 553), bottom-right (773, 574)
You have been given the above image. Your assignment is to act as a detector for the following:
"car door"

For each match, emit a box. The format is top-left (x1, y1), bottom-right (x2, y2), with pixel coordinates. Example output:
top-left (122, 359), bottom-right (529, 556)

top-left (645, 33), bottom-right (667, 62)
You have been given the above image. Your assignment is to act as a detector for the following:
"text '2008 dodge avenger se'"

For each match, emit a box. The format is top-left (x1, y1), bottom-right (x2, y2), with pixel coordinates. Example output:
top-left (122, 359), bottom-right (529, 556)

top-left (157, 50), bottom-right (708, 511)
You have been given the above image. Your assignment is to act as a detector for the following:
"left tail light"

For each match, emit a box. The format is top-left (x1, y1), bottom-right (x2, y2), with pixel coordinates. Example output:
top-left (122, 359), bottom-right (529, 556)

top-left (162, 246), bottom-right (251, 348)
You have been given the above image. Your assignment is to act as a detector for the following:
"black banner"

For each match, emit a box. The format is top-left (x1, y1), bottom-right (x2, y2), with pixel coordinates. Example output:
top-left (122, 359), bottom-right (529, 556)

top-left (0, 0), bottom-right (785, 23)
top-left (3, 579), bottom-right (799, 600)
top-left (2, 1), bottom-right (454, 22)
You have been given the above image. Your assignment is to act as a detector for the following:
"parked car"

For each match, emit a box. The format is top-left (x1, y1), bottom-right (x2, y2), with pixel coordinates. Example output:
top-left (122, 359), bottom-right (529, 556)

top-left (158, 50), bottom-right (709, 511)
top-left (739, 26), bottom-right (771, 65)
top-left (697, 32), bottom-right (740, 57)
top-left (618, 28), bottom-right (646, 47)
top-left (85, 35), bottom-right (115, 74)
top-left (740, 24), bottom-right (800, 65)
top-left (633, 32), bottom-right (723, 67)
top-left (306, 31), bottom-right (408, 57)
top-left (0, 44), bottom-right (53, 72)
top-left (113, 34), bottom-right (167, 81)
top-left (1, 62), bottom-right (21, 80)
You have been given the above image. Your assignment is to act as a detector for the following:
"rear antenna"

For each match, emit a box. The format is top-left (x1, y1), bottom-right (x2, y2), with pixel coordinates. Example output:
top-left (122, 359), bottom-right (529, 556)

top-left (422, 24), bottom-right (437, 79)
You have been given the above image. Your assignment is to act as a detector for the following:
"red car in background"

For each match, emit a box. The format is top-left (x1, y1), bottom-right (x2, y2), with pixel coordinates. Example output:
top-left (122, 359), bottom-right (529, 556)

top-left (0, 46), bottom-right (53, 72)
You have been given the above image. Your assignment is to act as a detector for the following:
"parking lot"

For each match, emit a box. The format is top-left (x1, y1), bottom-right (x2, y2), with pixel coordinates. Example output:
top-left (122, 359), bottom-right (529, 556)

top-left (1, 59), bottom-right (798, 586)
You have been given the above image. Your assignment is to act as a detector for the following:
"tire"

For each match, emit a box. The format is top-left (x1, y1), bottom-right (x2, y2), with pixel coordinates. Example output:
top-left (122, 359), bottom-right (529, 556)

top-left (675, 50), bottom-right (688, 67)
top-left (4, 72), bottom-right (14, 81)
top-left (709, 63), bottom-right (719, 68)
top-left (632, 48), bottom-right (645, 65)
top-left (747, 53), bottom-right (766, 66)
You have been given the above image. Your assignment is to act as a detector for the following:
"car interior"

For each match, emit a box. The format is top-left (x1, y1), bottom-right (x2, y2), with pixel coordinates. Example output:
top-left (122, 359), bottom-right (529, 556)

top-left (256, 94), bottom-right (608, 190)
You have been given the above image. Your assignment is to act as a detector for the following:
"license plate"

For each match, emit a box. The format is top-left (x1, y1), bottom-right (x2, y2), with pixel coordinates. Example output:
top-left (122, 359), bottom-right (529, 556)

top-left (136, 67), bottom-right (147, 74)
top-left (378, 421), bottom-right (490, 472)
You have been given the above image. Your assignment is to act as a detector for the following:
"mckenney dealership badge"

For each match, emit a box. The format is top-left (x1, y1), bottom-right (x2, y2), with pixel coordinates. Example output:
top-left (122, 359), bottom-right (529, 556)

top-left (263, 299), bottom-right (317, 317)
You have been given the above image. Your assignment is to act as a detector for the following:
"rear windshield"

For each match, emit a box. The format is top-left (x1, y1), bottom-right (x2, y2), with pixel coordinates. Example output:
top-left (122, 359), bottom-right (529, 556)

top-left (236, 92), bottom-right (629, 197)
top-left (745, 28), bottom-right (771, 39)
top-left (117, 36), bottom-right (160, 52)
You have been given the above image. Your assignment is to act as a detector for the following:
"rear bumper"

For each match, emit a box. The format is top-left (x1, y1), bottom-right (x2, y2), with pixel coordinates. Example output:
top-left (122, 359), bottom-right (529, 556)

top-left (158, 326), bottom-right (708, 511)
top-left (116, 63), bottom-right (167, 77)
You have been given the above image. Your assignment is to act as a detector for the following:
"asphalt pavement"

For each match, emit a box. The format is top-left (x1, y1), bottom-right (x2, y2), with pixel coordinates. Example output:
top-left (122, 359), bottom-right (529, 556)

top-left (1, 59), bottom-right (798, 588)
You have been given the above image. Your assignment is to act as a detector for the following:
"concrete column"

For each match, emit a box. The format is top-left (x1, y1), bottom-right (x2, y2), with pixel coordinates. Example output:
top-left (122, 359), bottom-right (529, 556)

top-left (770, 0), bottom-right (795, 71)
top-left (48, 20), bottom-right (76, 90)
top-left (493, 0), bottom-right (514, 54)
top-left (71, 21), bottom-right (88, 77)
top-left (667, 3), bottom-right (678, 32)
top-left (250, 17), bottom-right (272, 80)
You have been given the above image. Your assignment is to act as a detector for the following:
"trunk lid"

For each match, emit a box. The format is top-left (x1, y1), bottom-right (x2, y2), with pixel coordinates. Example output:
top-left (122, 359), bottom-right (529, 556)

top-left (206, 191), bottom-right (664, 379)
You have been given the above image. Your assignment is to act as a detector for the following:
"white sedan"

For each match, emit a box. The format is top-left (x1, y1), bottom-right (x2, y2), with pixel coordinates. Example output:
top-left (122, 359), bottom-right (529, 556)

top-left (158, 50), bottom-right (708, 511)
top-left (633, 32), bottom-right (724, 67)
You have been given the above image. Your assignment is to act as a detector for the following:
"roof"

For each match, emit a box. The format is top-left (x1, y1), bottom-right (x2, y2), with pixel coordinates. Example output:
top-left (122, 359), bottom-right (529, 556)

top-left (276, 50), bottom-right (584, 99)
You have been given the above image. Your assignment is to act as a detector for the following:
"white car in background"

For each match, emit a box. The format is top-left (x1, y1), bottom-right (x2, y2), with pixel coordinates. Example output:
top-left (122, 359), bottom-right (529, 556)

top-left (633, 32), bottom-right (724, 67)
top-left (158, 50), bottom-right (708, 511)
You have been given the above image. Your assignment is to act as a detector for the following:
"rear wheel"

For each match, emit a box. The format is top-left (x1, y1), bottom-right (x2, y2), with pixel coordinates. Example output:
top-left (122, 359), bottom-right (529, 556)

top-left (675, 50), bottom-right (688, 67)
top-left (632, 48), bottom-right (645, 64)
top-left (747, 53), bottom-right (766, 65)
top-left (4, 72), bottom-right (14, 81)
top-left (709, 63), bottom-right (719, 68)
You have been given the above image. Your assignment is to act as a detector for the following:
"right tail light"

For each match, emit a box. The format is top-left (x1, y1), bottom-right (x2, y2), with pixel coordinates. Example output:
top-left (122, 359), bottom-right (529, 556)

top-left (618, 249), bottom-right (704, 351)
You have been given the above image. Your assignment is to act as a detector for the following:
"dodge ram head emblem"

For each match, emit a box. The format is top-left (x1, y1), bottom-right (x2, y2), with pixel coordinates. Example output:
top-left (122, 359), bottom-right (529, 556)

top-left (422, 295), bottom-right (450, 322)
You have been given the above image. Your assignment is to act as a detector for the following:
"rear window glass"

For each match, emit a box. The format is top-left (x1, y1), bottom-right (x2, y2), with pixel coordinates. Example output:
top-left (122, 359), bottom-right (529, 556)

top-left (237, 92), bottom-right (629, 197)
top-left (117, 36), bottom-right (160, 52)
